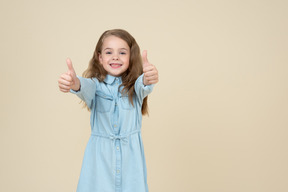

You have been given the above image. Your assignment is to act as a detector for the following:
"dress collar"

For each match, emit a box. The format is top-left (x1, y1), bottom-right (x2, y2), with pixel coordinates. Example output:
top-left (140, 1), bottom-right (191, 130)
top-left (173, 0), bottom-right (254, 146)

top-left (103, 74), bottom-right (122, 85)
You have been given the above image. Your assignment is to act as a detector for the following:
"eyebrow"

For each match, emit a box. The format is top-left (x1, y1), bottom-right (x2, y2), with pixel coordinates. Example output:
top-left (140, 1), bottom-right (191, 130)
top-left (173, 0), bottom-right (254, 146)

top-left (103, 48), bottom-right (128, 51)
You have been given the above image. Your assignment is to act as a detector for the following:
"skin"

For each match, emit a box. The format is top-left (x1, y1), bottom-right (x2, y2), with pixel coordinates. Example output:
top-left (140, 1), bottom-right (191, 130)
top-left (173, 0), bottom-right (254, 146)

top-left (142, 50), bottom-right (159, 85)
top-left (99, 35), bottom-right (130, 77)
top-left (58, 37), bottom-right (159, 92)
top-left (58, 58), bottom-right (80, 92)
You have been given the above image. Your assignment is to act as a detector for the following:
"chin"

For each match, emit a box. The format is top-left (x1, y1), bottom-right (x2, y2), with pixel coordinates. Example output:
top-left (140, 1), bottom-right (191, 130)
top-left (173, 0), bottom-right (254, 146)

top-left (109, 72), bottom-right (122, 77)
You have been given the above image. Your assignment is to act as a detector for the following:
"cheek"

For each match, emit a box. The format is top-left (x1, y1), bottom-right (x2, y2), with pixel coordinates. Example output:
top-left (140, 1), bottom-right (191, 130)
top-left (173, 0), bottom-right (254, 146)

top-left (125, 55), bottom-right (130, 64)
top-left (99, 56), bottom-right (108, 65)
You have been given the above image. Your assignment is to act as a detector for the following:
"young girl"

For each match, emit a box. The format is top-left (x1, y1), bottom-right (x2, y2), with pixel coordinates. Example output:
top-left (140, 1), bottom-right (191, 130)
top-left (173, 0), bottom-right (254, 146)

top-left (58, 29), bottom-right (158, 192)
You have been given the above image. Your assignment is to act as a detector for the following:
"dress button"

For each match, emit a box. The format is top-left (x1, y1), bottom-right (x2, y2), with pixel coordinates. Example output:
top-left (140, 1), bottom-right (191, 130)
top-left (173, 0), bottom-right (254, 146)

top-left (114, 125), bottom-right (117, 128)
top-left (116, 146), bottom-right (120, 150)
top-left (117, 170), bottom-right (120, 173)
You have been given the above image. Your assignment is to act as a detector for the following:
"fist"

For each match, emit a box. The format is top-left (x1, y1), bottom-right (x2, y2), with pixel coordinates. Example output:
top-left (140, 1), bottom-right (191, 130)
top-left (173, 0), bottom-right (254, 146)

top-left (142, 50), bottom-right (159, 85)
top-left (58, 58), bottom-right (80, 92)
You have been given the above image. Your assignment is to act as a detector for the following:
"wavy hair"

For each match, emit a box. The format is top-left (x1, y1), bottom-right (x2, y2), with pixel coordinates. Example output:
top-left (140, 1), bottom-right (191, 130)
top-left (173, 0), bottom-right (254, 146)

top-left (82, 29), bottom-right (149, 115)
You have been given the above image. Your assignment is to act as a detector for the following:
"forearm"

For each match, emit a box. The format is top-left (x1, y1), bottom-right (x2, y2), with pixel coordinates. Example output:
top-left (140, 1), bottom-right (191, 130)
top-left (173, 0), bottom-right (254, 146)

top-left (135, 74), bottom-right (155, 101)
top-left (70, 76), bottom-right (98, 109)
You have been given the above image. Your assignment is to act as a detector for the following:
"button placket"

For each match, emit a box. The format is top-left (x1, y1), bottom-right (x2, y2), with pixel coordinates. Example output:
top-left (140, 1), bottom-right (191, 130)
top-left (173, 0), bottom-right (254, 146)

top-left (115, 77), bottom-right (120, 86)
top-left (115, 139), bottom-right (121, 188)
top-left (111, 79), bottom-right (122, 189)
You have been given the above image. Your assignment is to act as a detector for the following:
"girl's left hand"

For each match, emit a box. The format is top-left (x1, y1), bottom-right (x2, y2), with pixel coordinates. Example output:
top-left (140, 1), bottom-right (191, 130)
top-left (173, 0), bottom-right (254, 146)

top-left (142, 50), bottom-right (159, 85)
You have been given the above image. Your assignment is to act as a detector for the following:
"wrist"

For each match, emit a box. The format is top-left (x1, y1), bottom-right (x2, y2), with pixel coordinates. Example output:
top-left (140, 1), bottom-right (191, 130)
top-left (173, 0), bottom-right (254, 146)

top-left (71, 77), bottom-right (81, 91)
top-left (143, 75), bottom-right (147, 86)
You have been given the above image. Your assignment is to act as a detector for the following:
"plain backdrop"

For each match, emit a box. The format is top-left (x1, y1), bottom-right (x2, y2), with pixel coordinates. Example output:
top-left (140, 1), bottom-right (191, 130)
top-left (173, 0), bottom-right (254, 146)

top-left (0, 0), bottom-right (287, 191)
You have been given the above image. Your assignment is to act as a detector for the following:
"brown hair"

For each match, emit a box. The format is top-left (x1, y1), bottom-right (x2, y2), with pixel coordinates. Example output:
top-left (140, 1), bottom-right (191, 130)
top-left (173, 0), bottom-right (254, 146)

top-left (82, 29), bottom-right (149, 115)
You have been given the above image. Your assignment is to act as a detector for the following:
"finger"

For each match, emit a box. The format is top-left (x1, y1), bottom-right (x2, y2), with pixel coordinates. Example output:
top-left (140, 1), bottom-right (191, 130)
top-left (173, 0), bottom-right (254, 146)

top-left (144, 81), bottom-right (154, 85)
top-left (59, 88), bottom-right (70, 93)
top-left (143, 65), bottom-right (155, 73)
top-left (58, 78), bottom-right (72, 86)
top-left (145, 75), bottom-right (158, 81)
top-left (66, 58), bottom-right (76, 74)
top-left (60, 73), bottom-right (73, 82)
top-left (144, 70), bottom-right (157, 77)
top-left (58, 84), bottom-right (70, 91)
top-left (142, 50), bottom-right (148, 62)
top-left (145, 74), bottom-right (158, 80)
top-left (59, 84), bottom-right (70, 91)
top-left (147, 80), bottom-right (158, 84)
top-left (59, 83), bottom-right (71, 90)
top-left (142, 50), bottom-right (148, 64)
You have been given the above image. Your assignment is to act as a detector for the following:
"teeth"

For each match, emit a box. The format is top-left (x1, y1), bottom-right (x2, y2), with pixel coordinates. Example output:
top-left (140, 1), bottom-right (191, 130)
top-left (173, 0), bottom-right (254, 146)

top-left (110, 63), bottom-right (122, 68)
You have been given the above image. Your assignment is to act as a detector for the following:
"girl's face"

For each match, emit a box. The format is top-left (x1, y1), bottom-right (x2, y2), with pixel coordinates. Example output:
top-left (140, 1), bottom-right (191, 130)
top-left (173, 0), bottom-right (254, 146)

top-left (99, 35), bottom-right (130, 77)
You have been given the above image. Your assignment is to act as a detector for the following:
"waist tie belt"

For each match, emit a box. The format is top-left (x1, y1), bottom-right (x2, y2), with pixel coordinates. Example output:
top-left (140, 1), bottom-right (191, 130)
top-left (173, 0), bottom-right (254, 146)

top-left (91, 129), bottom-right (141, 145)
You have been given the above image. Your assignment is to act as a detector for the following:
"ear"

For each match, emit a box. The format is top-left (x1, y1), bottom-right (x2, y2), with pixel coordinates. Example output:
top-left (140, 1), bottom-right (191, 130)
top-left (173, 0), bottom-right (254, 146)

top-left (98, 52), bottom-right (103, 65)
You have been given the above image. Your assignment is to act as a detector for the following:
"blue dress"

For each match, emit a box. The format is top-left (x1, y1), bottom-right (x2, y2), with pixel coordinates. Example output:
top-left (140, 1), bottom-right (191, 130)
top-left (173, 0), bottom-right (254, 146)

top-left (70, 74), bottom-right (154, 192)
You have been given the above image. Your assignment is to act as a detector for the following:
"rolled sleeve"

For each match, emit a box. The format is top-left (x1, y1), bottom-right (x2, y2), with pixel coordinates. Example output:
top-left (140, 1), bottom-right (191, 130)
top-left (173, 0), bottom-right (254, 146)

top-left (134, 73), bottom-right (155, 102)
top-left (70, 76), bottom-right (98, 109)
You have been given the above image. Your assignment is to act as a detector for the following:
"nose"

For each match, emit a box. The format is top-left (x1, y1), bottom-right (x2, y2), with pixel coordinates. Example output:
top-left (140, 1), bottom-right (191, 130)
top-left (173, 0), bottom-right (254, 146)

top-left (112, 53), bottom-right (119, 60)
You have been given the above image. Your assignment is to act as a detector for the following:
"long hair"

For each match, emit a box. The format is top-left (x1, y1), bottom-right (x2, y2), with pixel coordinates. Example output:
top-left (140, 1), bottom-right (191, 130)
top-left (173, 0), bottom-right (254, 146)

top-left (82, 29), bottom-right (149, 115)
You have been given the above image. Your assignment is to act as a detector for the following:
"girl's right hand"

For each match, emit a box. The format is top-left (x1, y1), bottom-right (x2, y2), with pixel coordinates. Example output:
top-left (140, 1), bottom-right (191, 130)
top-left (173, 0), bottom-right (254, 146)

top-left (58, 58), bottom-right (80, 92)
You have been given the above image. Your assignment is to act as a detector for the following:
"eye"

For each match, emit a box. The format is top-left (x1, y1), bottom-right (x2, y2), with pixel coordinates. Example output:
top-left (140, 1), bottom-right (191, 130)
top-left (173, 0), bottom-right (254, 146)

top-left (120, 52), bottom-right (126, 55)
top-left (105, 51), bottom-right (112, 54)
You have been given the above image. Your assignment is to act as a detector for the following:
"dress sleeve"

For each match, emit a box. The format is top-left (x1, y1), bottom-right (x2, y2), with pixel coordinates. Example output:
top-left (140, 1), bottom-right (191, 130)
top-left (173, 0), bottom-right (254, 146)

top-left (70, 76), bottom-right (98, 109)
top-left (134, 73), bottom-right (155, 102)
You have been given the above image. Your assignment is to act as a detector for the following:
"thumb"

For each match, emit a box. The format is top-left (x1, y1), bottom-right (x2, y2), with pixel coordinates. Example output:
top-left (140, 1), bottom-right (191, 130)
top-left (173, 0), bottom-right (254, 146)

top-left (66, 58), bottom-right (76, 74)
top-left (142, 50), bottom-right (149, 67)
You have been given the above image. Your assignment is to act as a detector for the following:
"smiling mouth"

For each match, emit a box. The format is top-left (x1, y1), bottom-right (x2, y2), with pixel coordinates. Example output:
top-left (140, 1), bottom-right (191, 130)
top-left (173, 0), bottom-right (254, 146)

top-left (110, 63), bottom-right (122, 68)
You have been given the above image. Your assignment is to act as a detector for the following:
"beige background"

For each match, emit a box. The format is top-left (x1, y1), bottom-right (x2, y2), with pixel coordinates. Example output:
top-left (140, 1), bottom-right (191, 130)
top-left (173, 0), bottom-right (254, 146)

top-left (1, 0), bottom-right (287, 191)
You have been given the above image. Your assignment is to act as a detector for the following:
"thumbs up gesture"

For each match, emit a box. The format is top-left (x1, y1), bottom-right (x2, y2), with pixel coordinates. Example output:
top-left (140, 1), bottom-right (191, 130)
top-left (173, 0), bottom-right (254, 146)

top-left (142, 50), bottom-right (159, 85)
top-left (58, 58), bottom-right (80, 92)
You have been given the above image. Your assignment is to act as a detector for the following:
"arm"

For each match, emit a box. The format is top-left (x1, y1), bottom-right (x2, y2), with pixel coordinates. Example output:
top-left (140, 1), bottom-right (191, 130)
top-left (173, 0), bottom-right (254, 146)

top-left (70, 76), bottom-right (97, 109)
top-left (58, 58), bottom-right (97, 109)
top-left (135, 50), bottom-right (159, 101)
top-left (135, 74), bottom-right (155, 101)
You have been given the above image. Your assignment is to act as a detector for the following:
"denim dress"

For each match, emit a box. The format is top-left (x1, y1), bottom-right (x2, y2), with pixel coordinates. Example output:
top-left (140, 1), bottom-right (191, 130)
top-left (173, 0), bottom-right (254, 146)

top-left (70, 74), bottom-right (154, 192)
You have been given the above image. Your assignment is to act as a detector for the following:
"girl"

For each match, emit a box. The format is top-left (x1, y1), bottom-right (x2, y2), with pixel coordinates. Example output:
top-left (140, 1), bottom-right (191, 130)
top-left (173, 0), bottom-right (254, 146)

top-left (58, 29), bottom-right (159, 192)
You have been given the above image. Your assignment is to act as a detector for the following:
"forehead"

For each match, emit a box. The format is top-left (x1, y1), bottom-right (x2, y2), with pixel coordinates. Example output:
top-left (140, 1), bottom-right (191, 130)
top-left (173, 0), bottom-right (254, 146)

top-left (102, 35), bottom-right (129, 49)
